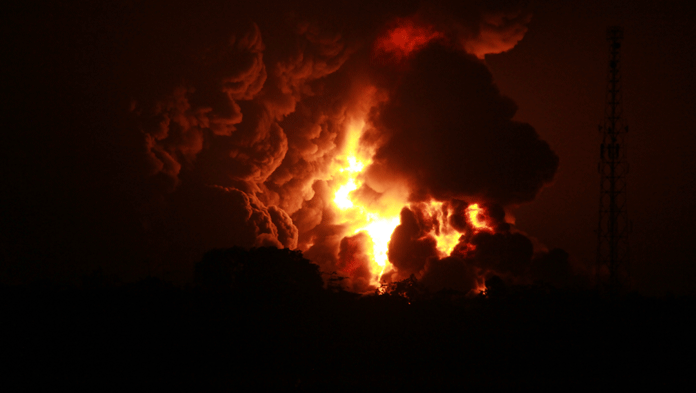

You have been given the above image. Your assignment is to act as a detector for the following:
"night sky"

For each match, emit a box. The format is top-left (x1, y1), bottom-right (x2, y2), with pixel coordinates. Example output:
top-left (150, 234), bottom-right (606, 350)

top-left (2, 0), bottom-right (695, 295)
top-left (485, 0), bottom-right (696, 295)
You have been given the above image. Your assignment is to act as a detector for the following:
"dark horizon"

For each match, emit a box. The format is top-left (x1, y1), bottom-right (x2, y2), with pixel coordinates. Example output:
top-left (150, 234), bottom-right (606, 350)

top-left (3, 246), bottom-right (695, 389)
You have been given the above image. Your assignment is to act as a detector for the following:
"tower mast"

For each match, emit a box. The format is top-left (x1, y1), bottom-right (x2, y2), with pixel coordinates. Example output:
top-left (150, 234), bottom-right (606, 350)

top-left (597, 26), bottom-right (629, 296)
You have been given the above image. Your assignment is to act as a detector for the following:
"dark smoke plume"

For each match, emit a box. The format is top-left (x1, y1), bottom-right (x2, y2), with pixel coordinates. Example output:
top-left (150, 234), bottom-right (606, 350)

top-left (3, 0), bottom-right (568, 289)
top-left (364, 44), bottom-right (558, 206)
top-left (387, 207), bottom-right (439, 279)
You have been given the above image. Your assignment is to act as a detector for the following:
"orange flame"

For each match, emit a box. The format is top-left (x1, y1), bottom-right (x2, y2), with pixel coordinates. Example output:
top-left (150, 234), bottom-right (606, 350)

top-left (475, 280), bottom-right (488, 295)
top-left (331, 120), bottom-right (404, 285)
top-left (424, 201), bottom-right (461, 257)
top-left (466, 203), bottom-right (491, 231)
top-left (331, 121), bottom-right (473, 288)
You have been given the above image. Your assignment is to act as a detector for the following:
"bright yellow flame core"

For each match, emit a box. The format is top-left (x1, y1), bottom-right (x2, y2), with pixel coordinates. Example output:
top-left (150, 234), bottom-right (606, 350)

top-left (362, 215), bottom-right (400, 265)
top-left (424, 201), bottom-right (461, 257)
top-left (334, 178), bottom-right (358, 209)
top-left (466, 203), bottom-right (490, 230)
top-left (434, 230), bottom-right (460, 256)
top-left (331, 121), bottom-right (403, 283)
top-left (331, 122), bottom-right (465, 287)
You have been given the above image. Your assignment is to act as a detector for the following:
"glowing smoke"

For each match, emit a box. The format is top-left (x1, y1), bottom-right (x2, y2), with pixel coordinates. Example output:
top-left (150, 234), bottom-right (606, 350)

top-left (3, 0), bottom-right (572, 291)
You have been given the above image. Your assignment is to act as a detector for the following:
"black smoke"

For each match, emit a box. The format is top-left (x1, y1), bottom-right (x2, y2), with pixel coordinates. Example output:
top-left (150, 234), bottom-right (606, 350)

top-left (364, 44), bottom-right (558, 205)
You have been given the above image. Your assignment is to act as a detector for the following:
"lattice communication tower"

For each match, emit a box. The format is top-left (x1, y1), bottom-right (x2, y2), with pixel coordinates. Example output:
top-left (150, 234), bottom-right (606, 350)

top-left (597, 26), bottom-right (630, 296)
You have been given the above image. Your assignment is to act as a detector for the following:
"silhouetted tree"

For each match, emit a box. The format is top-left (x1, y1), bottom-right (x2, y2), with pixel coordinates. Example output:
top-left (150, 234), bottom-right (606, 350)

top-left (383, 274), bottom-right (426, 301)
top-left (80, 267), bottom-right (122, 289)
top-left (483, 275), bottom-right (508, 299)
top-left (194, 247), bottom-right (324, 296)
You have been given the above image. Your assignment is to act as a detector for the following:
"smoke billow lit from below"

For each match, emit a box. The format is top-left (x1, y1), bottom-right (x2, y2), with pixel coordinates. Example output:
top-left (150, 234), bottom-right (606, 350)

top-left (1, 0), bottom-right (581, 292)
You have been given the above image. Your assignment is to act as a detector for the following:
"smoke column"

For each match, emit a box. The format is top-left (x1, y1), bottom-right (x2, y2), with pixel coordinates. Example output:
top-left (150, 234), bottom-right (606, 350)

top-left (2, 0), bottom-right (579, 291)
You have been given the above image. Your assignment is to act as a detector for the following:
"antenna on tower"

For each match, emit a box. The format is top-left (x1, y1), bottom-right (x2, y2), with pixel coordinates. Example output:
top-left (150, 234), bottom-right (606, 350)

top-left (597, 26), bottom-right (630, 297)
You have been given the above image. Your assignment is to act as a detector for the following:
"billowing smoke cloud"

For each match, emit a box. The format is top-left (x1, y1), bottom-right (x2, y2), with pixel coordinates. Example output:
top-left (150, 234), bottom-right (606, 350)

top-left (420, 0), bottom-right (533, 58)
top-left (3, 0), bottom-right (571, 289)
top-left (357, 17), bottom-right (560, 291)
top-left (337, 232), bottom-right (374, 293)
top-left (387, 207), bottom-right (439, 279)
top-left (382, 201), bottom-right (572, 293)
top-left (364, 44), bottom-right (558, 205)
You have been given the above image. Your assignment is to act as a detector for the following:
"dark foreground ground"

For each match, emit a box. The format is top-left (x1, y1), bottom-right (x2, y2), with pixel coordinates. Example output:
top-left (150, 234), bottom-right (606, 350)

top-left (2, 249), bottom-right (695, 390)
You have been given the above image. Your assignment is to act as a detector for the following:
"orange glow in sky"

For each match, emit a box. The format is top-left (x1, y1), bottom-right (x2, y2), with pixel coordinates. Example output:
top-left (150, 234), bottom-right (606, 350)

top-left (374, 19), bottom-right (444, 60)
